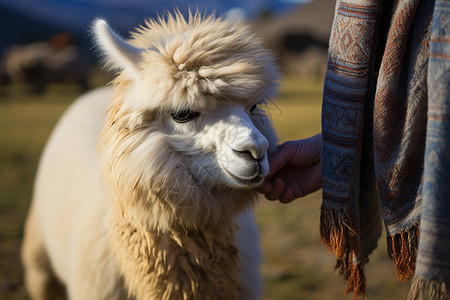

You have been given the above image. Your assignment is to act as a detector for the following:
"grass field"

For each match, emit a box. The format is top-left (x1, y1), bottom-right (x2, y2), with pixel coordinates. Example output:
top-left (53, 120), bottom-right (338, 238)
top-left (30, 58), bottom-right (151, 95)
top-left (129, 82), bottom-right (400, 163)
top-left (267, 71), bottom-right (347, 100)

top-left (0, 76), bottom-right (411, 299)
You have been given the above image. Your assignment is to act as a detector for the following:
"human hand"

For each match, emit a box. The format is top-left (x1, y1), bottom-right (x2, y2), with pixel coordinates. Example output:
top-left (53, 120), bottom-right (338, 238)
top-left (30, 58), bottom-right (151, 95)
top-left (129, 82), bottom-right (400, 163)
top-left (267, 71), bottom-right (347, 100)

top-left (257, 133), bottom-right (322, 203)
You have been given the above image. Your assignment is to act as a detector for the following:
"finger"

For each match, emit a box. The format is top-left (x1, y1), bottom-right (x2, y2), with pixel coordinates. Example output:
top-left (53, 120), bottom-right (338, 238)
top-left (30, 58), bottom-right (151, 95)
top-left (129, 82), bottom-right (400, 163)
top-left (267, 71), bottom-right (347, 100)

top-left (256, 180), bottom-right (272, 194)
top-left (287, 162), bottom-right (322, 198)
top-left (267, 135), bottom-right (321, 177)
top-left (279, 189), bottom-right (295, 203)
top-left (265, 178), bottom-right (285, 201)
top-left (267, 143), bottom-right (296, 177)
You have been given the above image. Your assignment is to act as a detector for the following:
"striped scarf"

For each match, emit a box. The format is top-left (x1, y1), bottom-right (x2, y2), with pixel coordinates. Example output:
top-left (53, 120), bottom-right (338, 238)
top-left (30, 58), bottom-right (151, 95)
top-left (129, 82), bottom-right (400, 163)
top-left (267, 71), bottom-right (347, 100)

top-left (320, 0), bottom-right (450, 298)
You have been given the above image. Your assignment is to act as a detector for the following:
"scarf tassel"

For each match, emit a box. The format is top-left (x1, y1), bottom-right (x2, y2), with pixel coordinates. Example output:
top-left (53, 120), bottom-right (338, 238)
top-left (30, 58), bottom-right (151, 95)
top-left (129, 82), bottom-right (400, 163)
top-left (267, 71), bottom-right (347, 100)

top-left (345, 262), bottom-right (366, 300)
top-left (320, 206), bottom-right (366, 299)
top-left (387, 223), bottom-right (420, 283)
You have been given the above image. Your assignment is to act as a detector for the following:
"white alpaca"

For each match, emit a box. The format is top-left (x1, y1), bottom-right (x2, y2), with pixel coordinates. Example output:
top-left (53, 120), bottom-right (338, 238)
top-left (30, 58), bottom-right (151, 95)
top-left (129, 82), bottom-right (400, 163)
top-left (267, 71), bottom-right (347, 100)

top-left (22, 12), bottom-right (279, 300)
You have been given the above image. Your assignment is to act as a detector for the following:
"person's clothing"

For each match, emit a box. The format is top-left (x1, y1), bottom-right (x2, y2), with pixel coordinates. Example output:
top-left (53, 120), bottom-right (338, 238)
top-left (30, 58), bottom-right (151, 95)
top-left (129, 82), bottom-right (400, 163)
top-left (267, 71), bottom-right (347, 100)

top-left (321, 0), bottom-right (450, 298)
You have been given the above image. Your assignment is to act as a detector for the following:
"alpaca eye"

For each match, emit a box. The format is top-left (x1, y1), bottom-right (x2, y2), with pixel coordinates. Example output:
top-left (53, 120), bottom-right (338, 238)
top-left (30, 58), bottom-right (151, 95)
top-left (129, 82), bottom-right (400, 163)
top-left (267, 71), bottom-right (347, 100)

top-left (170, 109), bottom-right (200, 123)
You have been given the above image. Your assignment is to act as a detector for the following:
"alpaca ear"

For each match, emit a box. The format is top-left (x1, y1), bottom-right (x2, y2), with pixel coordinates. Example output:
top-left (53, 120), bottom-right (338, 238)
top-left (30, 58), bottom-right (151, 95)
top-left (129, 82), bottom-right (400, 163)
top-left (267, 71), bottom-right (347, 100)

top-left (92, 19), bottom-right (142, 79)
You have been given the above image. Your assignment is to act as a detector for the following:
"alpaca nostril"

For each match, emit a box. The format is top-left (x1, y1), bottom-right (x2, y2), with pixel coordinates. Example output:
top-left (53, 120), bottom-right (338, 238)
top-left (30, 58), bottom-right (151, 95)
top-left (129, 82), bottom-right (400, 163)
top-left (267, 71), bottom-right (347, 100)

top-left (233, 147), bottom-right (265, 161)
top-left (230, 136), bottom-right (268, 161)
top-left (233, 149), bottom-right (254, 160)
top-left (226, 119), bottom-right (269, 161)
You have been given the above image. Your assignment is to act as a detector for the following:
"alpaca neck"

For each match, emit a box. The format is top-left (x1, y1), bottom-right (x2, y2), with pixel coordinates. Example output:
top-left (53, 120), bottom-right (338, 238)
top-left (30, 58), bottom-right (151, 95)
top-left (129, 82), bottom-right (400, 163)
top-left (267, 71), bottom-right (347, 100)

top-left (111, 208), bottom-right (240, 300)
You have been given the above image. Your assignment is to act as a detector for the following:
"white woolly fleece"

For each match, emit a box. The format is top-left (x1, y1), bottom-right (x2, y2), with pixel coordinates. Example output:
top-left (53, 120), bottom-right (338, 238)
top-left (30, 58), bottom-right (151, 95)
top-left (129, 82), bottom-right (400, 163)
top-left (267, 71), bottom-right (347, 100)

top-left (22, 11), bottom-right (279, 300)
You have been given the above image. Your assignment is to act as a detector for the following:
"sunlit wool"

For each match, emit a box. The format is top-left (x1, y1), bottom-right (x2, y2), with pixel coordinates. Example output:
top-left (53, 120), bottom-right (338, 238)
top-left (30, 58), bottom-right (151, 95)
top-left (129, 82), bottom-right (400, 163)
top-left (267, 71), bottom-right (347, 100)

top-left (22, 11), bottom-right (279, 300)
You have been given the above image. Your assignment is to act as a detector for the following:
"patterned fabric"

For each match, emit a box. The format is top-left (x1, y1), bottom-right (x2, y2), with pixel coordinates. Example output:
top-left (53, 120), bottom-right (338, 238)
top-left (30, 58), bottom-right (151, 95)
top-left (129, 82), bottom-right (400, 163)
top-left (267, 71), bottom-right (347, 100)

top-left (321, 0), bottom-right (450, 298)
top-left (409, 1), bottom-right (450, 298)
top-left (321, 1), bottom-right (382, 297)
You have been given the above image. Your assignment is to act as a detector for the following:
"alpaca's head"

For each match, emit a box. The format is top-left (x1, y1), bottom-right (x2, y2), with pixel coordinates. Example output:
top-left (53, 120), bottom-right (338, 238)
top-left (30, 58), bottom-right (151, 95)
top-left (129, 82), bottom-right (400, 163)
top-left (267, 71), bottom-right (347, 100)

top-left (94, 12), bottom-right (279, 230)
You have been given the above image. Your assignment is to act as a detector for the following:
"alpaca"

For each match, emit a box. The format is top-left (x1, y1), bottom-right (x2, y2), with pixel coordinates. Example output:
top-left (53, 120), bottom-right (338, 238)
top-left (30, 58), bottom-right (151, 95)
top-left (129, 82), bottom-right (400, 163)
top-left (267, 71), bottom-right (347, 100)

top-left (2, 38), bottom-right (88, 92)
top-left (22, 12), bottom-right (279, 300)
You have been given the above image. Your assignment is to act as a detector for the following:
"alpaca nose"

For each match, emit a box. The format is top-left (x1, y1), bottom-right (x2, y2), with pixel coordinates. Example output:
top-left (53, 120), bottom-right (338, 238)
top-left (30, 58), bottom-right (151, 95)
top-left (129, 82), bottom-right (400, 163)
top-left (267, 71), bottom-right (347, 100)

top-left (224, 105), bottom-right (269, 160)
top-left (231, 133), bottom-right (268, 160)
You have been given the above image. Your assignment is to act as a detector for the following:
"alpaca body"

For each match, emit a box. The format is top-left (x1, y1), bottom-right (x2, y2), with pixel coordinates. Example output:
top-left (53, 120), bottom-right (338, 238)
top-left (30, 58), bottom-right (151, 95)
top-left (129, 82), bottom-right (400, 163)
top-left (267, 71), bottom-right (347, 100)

top-left (23, 89), bottom-right (262, 299)
top-left (23, 12), bottom-right (278, 299)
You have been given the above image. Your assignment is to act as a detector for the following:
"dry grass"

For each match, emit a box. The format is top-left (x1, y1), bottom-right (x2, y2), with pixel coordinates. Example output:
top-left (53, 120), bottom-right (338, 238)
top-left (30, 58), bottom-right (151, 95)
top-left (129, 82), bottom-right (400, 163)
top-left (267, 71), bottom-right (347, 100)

top-left (0, 77), bottom-right (411, 299)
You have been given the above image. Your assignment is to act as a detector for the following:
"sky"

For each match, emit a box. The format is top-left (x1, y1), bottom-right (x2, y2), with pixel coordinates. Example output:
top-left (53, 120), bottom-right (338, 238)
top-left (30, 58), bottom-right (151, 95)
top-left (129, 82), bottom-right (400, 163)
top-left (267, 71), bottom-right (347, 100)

top-left (0, 0), bottom-right (310, 52)
top-left (0, 0), bottom-right (310, 33)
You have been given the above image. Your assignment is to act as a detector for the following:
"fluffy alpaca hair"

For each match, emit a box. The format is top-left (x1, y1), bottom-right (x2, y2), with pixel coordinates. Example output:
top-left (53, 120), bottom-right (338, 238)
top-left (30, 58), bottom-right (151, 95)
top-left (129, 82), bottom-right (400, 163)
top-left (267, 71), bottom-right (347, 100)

top-left (22, 11), bottom-right (279, 300)
top-left (95, 11), bottom-right (278, 110)
top-left (96, 11), bottom-right (279, 232)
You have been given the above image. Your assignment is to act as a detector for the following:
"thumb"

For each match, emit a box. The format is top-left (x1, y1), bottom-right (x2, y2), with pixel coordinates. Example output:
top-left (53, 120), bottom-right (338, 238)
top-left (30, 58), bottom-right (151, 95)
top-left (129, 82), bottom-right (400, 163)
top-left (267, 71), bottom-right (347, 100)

top-left (267, 134), bottom-right (321, 177)
top-left (266, 141), bottom-right (297, 177)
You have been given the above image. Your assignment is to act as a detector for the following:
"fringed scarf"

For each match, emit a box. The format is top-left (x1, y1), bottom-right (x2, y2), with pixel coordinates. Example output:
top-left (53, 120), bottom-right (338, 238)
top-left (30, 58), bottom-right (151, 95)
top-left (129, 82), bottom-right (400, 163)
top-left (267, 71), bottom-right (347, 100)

top-left (321, 0), bottom-right (450, 299)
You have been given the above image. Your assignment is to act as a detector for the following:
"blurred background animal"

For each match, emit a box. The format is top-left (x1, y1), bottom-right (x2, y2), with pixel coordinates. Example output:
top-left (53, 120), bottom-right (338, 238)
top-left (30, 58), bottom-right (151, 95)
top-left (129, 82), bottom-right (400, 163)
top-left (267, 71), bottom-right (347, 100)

top-left (0, 33), bottom-right (88, 93)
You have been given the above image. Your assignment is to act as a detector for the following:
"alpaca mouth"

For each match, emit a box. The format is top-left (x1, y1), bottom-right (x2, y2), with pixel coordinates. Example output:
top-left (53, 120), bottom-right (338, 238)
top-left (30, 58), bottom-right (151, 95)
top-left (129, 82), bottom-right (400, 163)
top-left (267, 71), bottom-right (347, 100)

top-left (221, 161), bottom-right (264, 187)
top-left (224, 168), bottom-right (264, 186)
top-left (218, 149), bottom-right (270, 187)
